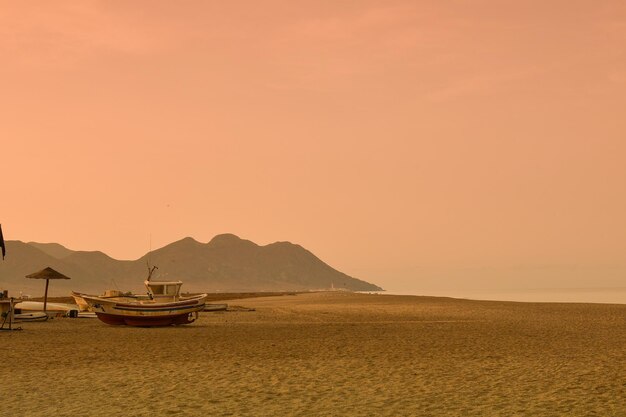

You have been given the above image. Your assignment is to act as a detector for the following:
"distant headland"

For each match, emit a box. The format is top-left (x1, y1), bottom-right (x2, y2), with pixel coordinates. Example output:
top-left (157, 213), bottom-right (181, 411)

top-left (0, 234), bottom-right (382, 296)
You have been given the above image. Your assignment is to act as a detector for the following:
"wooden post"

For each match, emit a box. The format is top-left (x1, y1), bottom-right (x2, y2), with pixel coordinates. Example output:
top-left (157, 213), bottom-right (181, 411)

top-left (43, 279), bottom-right (50, 312)
top-left (9, 298), bottom-right (13, 330)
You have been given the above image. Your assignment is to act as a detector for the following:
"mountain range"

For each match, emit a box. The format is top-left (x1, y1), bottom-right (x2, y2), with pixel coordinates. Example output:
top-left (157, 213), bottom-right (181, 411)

top-left (0, 234), bottom-right (382, 296)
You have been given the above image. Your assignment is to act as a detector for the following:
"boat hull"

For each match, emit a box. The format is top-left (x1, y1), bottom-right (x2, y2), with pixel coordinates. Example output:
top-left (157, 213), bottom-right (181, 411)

top-left (14, 312), bottom-right (49, 322)
top-left (14, 301), bottom-right (78, 318)
top-left (71, 292), bottom-right (92, 312)
top-left (83, 294), bottom-right (207, 327)
top-left (94, 311), bottom-right (199, 326)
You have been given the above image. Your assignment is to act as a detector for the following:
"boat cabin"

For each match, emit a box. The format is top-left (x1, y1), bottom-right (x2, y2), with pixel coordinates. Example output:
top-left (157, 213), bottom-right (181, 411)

top-left (144, 280), bottom-right (183, 301)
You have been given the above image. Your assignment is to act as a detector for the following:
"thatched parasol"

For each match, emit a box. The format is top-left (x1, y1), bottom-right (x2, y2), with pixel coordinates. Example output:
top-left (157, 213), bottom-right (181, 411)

top-left (25, 267), bottom-right (71, 312)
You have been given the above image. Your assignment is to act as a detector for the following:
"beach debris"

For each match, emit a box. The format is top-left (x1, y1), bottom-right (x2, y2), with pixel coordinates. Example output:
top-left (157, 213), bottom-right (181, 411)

top-left (203, 303), bottom-right (228, 312)
top-left (227, 305), bottom-right (256, 312)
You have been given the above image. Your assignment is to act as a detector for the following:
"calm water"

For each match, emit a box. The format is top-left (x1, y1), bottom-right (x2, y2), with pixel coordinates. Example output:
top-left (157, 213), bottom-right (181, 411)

top-left (362, 287), bottom-right (626, 304)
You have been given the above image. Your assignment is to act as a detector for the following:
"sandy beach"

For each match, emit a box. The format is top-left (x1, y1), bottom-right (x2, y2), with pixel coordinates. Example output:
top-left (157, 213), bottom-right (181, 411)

top-left (2, 292), bottom-right (625, 416)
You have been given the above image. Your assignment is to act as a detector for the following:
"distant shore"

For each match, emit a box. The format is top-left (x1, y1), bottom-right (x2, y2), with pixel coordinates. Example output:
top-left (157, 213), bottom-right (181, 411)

top-left (363, 287), bottom-right (626, 304)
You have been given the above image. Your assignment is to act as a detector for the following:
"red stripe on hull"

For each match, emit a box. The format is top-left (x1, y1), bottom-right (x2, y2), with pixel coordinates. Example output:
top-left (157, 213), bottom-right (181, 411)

top-left (95, 312), bottom-right (196, 327)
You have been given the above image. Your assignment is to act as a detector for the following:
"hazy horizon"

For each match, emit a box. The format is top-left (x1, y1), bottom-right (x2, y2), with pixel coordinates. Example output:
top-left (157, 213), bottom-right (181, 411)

top-left (2, 1), bottom-right (625, 294)
top-left (6, 235), bottom-right (626, 300)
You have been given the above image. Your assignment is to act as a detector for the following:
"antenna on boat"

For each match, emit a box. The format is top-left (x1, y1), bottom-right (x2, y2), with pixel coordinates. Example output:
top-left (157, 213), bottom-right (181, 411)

top-left (145, 233), bottom-right (158, 281)
top-left (148, 233), bottom-right (152, 269)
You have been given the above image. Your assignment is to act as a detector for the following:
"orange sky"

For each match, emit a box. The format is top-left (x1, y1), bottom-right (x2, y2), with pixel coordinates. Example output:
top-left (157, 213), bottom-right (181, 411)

top-left (1, 1), bottom-right (625, 292)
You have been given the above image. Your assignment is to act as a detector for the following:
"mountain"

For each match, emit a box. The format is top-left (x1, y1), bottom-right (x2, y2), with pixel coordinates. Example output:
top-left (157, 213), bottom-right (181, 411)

top-left (0, 241), bottom-right (103, 296)
top-left (27, 242), bottom-right (74, 259)
top-left (0, 234), bottom-right (382, 296)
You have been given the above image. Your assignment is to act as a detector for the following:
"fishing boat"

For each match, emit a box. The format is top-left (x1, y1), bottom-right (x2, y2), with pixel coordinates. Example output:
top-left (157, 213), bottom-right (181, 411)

top-left (79, 267), bottom-right (207, 327)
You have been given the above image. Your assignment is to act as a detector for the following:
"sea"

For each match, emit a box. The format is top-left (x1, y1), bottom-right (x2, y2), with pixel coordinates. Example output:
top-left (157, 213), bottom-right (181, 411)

top-left (360, 287), bottom-right (626, 304)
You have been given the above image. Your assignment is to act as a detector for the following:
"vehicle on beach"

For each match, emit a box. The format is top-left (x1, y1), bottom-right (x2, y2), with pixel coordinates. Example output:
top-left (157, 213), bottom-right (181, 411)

top-left (76, 266), bottom-right (208, 327)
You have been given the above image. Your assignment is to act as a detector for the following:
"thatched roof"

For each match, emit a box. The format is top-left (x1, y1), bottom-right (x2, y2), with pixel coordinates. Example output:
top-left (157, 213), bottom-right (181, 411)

top-left (25, 266), bottom-right (71, 280)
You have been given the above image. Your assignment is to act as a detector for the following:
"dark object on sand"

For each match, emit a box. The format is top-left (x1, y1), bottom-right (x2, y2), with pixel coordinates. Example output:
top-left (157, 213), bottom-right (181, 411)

top-left (0, 223), bottom-right (6, 260)
top-left (204, 303), bottom-right (228, 312)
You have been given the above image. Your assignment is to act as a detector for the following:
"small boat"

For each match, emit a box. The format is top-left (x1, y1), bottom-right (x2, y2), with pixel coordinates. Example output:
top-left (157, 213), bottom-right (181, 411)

top-left (13, 312), bottom-right (49, 322)
top-left (14, 301), bottom-right (79, 318)
top-left (80, 267), bottom-right (207, 327)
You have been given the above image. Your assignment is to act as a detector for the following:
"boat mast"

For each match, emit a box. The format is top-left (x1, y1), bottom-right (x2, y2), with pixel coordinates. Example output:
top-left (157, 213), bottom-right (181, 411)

top-left (147, 264), bottom-right (158, 282)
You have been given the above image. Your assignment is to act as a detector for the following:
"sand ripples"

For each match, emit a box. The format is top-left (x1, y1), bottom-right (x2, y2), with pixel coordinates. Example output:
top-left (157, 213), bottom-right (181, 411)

top-left (2, 292), bottom-right (625, 416)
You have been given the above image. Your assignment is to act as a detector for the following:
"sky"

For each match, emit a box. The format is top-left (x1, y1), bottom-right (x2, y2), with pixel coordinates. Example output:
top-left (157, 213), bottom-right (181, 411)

top-left (1, 1), bottom-right (625, 293)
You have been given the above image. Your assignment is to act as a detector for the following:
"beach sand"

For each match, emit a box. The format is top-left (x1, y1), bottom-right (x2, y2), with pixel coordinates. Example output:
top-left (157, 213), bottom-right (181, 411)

top-left (2, 292), bottom-right (625, 416)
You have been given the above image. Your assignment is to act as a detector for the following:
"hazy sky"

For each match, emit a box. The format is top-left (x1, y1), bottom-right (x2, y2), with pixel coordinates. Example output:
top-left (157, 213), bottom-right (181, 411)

top-left (1, 1), bottom-right (625, 292)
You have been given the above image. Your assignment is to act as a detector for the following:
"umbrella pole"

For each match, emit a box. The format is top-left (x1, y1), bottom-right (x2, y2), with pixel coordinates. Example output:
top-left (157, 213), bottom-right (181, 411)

top-left (43, 279), bottom-right (49, 312)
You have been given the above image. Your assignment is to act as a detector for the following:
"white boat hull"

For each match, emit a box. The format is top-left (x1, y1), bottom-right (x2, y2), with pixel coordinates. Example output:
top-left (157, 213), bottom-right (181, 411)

top-left (13, 312), bottom-right (49, 322)
top-left (14, 301), bottom-right (79, 318)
